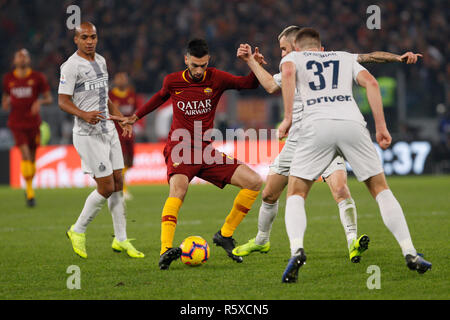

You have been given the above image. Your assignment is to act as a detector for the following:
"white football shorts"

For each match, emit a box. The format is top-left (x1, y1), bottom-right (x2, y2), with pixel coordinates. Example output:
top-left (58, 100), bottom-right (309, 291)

top-left (269, 122), bottom-right (301, 176)
top-left (270, 121), bottom-right (347, 179)
top-left (73, 129), bottom-right (124, 178)
top-left (290, 119), bottom-right (383, 182)
top-left (321, 155), bottom-right (347, 180)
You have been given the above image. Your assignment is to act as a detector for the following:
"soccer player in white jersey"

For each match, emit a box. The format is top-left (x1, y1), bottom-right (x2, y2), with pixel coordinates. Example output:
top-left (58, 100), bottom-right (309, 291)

top-left (278, 27), bottom-right (431, 282)
top-left (233, 26), bottom-right (422, 263)
top-left (58, 22), bottom-right (144, 259)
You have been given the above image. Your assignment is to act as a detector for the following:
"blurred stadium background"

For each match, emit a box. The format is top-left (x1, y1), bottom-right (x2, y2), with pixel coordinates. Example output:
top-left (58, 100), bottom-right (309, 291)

top-left (0, 0), bottom-right (448, 187)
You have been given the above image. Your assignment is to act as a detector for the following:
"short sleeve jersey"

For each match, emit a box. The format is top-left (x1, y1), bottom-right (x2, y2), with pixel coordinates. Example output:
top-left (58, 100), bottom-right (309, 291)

top-left (280, 51), bottom-right (367, 126)
top-left (273, 72), bottom-right (303, 123)
top-left (2, 69), bottom-right (50, 129)
top-left (58, 52), bottom-right (114, 135)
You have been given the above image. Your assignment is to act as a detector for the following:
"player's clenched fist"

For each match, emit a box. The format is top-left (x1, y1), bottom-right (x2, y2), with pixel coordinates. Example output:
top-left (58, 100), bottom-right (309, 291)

top-left (237, 44), bottom-right (251, 61)
top-left (277, 118), bottom-right (291, 141)
top-left (237, 44), bottom-right (267, 65)
top-left (376, 127), bottom-right (392, 150)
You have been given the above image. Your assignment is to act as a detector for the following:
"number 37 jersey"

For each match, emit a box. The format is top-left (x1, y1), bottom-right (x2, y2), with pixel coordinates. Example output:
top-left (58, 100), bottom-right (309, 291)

top-left (280, 51), bottom-right (367, 126)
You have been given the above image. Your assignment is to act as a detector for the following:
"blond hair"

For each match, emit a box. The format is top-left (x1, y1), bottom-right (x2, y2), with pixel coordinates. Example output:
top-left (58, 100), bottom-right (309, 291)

top-left (277, 25), bottom-right (301, 42)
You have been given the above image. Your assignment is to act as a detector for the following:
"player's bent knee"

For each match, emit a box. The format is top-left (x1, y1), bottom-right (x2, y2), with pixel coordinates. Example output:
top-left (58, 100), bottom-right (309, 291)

top-left (246, 174), bottom-right (263, 191)
top-left (262, 189), bottom-right (280, 204)
top-left (231, 165), bottom-right (262, 191)
top-left (169, 175), bottom-right (189, 200)
top-left (332, 184), bottom-right (351, 202)
top-left (95, 176), bottom-right (116, 198)
top-left (98, 185), bottom-right (114, 198)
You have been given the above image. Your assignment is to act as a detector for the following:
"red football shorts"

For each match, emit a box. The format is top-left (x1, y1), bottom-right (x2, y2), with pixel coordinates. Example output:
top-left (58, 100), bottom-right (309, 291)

top-left (164, 143), bottom-right (242, 189)
top-left (10, 127), bottom-right (40, 150)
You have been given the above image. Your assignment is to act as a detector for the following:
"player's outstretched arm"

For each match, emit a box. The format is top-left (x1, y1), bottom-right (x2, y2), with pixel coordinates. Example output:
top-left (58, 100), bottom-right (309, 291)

top-left (356, 70), bottom-right (392, 150)
top-left (127, 77), bottom-right (171, 123)
top-left (279, 61), bottom-right (295, 140)
top-left (357, 51), bottom-right (422, 64)
top-left (217, 48), bottom-right (260, 90)
top-left (58, 94), bottom-right (105, 125)
top-left (109, 89), bottom-right (170, 126)
top-left (216, 68), bottom-right (260, 91)
top-left (110, 86), bottom-right (170, 127)
top-left (109, 114), bottom-right (139, 126)
top-left (237, 44), bottom-right (279, 94)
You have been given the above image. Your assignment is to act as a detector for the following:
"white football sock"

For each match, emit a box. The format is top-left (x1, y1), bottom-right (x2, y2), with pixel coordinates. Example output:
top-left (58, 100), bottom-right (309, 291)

top-left (376, 189), bottom-right (417, 257)
top-left (285, 195), bottom-right (307, 257)
top-left (255, 200), bottom-right (278, 245)
top-left (338, 198), bottom-right (358, 248)
top-left (108, 191), bottom-right (127, 242)
top-left (73, 189), bottom-right (107, 233)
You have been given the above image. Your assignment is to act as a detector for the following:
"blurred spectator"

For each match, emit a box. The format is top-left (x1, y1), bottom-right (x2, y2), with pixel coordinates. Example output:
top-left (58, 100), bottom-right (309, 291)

top-left (398, 122), bottom-right (421, 142)
top-left (437, 104), bottom-right (450, 150)
top-left (434, 103), bottom-right (450, 172)
top-left (0, 0), bottom-right (446, 92)
top-left (0, 0), bottom-right (447, 139)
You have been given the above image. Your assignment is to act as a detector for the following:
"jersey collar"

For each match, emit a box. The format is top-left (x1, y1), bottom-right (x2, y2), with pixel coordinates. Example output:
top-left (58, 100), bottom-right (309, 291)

top-left (13, 68), bottom-right (32, 79)
top-left (182, 69), bottom-right (207, 84)
top-left (111, 87), bottom-right (129, 98)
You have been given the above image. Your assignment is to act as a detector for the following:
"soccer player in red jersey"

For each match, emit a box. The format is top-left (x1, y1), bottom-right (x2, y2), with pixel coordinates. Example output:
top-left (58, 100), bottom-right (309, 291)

top-left (109, 72), bottom-right (138, 200)
top-left (2, 49), bottom-right (53, 207)
top-left (111, 39), bottom-right (263, 269)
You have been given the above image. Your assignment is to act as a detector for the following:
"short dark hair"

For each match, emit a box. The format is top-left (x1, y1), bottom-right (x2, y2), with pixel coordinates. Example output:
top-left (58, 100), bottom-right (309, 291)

top-left (186, 38), bottom-right (209, 58)
top-left (295, 27), bottom-right (321, 49)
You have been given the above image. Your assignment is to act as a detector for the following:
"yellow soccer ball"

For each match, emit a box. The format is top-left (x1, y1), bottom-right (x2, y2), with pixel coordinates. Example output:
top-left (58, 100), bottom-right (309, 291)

top-left (180, 236), bottom-right (210, 266)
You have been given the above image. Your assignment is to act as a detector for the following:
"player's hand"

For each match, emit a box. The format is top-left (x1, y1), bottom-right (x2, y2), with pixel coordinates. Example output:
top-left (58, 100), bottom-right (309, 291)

top-left (376, 126), bottom-right (392, 150)
top-left (30, 99), bottom-right (41, 115)
top-left (277, 118), bottom-right (292, 140)
top-left (237, 44), bottom-right (252, 62)
top-left (253, 47), bottom-right (267, 65)
top-left (109, 114), bottom-right (138, 126)
top-left (121, 124), bottom-right (133, 138)
top-left (82, 110), bottom-right (106, 125)
top-left (399, 52), bottom-right (422, 64)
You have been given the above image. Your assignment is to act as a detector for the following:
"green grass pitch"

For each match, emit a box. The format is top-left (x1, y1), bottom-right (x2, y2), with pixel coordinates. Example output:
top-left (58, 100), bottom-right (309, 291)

top-left (0, 175), bottom-right (448, 300)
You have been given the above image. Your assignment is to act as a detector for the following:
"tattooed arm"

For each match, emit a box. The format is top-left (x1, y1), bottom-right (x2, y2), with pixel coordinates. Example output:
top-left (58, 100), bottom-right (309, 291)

top-left (357, 51), bottom-right (422, 64)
